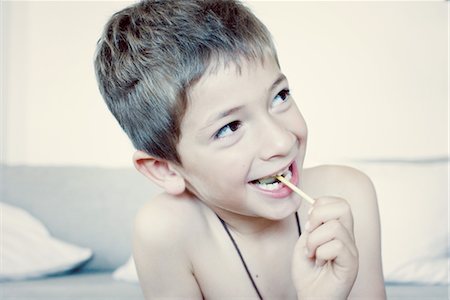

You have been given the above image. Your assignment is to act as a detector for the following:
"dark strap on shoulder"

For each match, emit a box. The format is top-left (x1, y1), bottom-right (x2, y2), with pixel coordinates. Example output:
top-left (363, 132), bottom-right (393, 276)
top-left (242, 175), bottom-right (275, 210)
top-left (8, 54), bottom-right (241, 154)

top-left (216, 214), bottom-right (263, 300)
top-left (295, 211), bottom-right (301, 236)
top-left (216, 212), bottom-right (302, 300)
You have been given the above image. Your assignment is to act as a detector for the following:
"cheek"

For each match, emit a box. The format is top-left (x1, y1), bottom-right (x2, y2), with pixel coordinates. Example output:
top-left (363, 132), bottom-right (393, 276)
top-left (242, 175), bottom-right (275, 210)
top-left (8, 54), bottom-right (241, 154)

top-left (207, 155), bottom-right (249, 185)
top-left (185, 151), bottom-right (250, 193)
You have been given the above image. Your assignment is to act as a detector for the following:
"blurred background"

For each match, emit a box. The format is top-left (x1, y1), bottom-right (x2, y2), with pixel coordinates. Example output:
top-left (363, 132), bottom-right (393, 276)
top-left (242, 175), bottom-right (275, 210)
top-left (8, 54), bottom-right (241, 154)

top-left (1, 0), bottom-right (448, 297)
top-left (2, 1), bottom-right (447, 166)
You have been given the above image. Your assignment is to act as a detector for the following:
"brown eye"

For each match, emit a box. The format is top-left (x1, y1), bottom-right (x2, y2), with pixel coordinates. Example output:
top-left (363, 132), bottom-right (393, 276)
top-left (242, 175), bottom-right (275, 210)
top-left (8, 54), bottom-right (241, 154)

top-left (272, 89), bottom-right (290, 107)
top-left (214, 121), bottom-right (242, 139)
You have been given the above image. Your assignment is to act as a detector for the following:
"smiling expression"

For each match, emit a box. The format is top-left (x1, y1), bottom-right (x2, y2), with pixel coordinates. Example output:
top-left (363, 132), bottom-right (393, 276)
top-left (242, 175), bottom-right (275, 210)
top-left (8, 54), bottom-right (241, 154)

top-left (173, 54), bottom-right (308, 221)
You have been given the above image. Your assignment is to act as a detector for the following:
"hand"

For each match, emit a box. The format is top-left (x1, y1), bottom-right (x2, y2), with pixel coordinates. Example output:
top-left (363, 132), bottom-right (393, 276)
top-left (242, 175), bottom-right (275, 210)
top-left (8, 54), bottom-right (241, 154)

top-left (292, 197), bottom-right (359, 300)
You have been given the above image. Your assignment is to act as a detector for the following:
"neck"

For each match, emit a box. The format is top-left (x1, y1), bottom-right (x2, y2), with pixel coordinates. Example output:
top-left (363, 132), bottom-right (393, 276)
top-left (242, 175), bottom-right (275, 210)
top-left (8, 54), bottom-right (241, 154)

top-left (203, 204), bottom-right (293, 237)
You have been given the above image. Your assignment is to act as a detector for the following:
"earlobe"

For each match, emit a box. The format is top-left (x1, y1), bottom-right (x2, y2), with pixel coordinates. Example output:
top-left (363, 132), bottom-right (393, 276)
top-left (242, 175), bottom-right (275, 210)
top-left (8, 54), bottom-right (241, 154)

top-left (132, 150), bottom-right (186, 195)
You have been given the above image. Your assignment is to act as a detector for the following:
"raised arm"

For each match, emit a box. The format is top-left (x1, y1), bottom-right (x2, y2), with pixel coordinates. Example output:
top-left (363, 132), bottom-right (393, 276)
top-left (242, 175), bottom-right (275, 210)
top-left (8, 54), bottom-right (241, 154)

top-left (292, 165), bottom-right (386, 300)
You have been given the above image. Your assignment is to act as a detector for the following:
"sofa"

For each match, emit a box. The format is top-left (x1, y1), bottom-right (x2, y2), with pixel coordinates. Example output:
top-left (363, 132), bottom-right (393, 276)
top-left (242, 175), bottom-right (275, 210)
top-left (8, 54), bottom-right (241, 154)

top-left (1, 165), bottom-right (150, 299)
top-left (1, 163), bottom-right (448, 299)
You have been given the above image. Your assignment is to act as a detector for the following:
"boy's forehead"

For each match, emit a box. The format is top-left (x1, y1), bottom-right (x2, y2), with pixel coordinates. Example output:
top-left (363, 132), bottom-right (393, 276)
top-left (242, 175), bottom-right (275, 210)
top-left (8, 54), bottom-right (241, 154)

top-left (190, 53), bottom-right (278, 99)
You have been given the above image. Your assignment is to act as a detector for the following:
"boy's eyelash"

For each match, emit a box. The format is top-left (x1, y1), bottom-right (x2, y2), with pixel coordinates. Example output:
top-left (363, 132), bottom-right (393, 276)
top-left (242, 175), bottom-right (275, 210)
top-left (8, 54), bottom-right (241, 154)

top-left (214, 120), bottom-right (242, 139)
top-left (271, 88), bottom-right (291, 107)
top-left (278, 88), bottom-right (290, 99)
top-left (211, 89), bottom-right (290, 140)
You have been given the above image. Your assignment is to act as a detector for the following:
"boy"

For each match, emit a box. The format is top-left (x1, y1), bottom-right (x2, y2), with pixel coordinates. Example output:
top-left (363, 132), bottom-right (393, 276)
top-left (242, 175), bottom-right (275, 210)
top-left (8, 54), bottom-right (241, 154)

top-left (94, 1), bottom-right (386, 299)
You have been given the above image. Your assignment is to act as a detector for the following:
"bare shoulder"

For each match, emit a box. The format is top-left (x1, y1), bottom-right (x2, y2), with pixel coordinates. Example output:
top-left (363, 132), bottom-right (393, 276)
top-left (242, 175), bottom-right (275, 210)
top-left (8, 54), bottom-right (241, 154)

top-left (303, 164), bottom-right (377, 210)
top-left (133, 192), bottom-right (207, 262)
top-left (132, 192), bottom-right (204, 298)
top-left (302, 164), bottom-right (381, 251)
top-left (133, 192), bottom-right (203, 242)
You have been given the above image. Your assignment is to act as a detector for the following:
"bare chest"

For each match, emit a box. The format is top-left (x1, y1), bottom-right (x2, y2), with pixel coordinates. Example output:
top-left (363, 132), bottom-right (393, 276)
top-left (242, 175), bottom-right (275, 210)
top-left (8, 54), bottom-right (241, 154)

top-left (190, 225), bottom-right (299, 299)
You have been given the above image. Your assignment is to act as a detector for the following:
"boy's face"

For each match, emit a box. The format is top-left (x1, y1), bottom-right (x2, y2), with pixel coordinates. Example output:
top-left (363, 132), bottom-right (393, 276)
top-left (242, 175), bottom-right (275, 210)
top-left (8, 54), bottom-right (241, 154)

top-left (174, 54), bottom-right (308, 220)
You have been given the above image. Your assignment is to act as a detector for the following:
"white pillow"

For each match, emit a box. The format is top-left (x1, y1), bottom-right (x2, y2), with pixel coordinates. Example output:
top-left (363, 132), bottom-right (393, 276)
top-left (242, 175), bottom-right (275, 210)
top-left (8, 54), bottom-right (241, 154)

top-left (348, 160), bottom-right (448, 284)
top-left (0, 202), bottom-right (93, 281)
top-left (112, 256), bottom-right (139, 283)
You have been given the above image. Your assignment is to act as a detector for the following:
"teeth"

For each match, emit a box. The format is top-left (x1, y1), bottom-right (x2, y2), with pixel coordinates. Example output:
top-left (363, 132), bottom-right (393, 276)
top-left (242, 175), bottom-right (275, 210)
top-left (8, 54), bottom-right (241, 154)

top-left (257, 176), bottom-right (278, 185)
top-left (279, 168), bottom-right (291, 178)
top-left (255, 169), bottom-right (292, 191)
top-left (283, 169), bottom-right (292, 181)
top-left (257, 181), bottom-right (281, 191)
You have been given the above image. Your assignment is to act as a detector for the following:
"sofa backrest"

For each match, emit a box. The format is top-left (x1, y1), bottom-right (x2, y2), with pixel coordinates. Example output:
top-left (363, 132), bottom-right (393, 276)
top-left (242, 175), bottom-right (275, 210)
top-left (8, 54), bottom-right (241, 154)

top-left (1, 165), bottom-right (162, 271)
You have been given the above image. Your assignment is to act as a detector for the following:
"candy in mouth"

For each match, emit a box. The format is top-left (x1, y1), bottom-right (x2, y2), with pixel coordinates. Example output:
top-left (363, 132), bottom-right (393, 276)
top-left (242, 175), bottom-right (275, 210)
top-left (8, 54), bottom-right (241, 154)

top-left (250, 165), bottom-right (293, 191)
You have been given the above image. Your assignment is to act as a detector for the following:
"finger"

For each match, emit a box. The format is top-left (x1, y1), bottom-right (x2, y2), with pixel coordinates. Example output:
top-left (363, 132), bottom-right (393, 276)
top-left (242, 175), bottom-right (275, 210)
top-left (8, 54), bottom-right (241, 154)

top-left (305, 219), bottom-right (357, 259)
top-left (306, 197), bottom-right (354, 236)
top-left (314, 239), bottom-right (357, 270)
top-left (292, 231), bottom-right (316, 274)
top-left (292, 231), bottom-right (314, 287)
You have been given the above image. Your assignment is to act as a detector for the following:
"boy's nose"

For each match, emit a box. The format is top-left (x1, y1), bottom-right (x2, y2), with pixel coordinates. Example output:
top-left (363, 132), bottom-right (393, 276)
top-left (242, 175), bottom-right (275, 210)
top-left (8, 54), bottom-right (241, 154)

top-left (258, 119), bottom-right (296, 161)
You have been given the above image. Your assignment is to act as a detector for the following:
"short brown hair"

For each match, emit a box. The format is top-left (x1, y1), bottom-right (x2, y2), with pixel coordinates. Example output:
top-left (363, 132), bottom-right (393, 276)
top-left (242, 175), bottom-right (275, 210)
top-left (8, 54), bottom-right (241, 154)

top-left (94, 0), bottom-right (277, 164)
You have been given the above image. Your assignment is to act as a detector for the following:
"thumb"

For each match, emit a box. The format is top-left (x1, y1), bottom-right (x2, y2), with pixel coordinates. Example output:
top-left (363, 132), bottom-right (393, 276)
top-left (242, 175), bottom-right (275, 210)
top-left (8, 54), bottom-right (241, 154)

top-left (292, 231), bottom-right (315, 283)
top-left (293, 230), bottom-right (311, 262)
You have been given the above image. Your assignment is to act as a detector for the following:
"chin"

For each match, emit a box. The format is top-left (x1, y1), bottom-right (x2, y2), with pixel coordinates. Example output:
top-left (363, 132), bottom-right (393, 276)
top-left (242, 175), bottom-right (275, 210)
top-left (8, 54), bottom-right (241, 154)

top-left (262, 198), bottom-right (301, 221)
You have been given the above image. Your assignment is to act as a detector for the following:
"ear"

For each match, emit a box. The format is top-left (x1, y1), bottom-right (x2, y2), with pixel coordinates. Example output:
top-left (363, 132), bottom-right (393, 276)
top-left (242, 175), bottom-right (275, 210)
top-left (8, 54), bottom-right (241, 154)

top-left (132, 150), bottom-right (186, 195)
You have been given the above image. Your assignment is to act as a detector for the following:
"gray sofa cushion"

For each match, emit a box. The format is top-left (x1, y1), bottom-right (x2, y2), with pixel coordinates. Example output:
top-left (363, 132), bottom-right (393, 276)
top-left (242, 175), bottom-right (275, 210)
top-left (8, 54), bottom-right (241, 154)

top-left (1, 165), bottom-right (161, 271)
top-left (1, 272), bottom-right (144, 300)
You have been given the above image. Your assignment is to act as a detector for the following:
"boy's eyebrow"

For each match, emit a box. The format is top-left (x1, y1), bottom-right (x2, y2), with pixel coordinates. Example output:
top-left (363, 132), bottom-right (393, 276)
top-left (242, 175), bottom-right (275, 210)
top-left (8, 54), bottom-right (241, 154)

top-left (203, 73), bottom-right (287, 129)
top-left (204, 106), bottom-right (244, 129)
top-left (270, 74), bottom-right (287, 92)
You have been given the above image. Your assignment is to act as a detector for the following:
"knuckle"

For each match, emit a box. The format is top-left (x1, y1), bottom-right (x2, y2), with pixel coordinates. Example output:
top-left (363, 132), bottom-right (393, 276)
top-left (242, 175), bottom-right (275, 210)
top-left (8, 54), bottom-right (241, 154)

top-left (308, 211), bottom-right (321, 227)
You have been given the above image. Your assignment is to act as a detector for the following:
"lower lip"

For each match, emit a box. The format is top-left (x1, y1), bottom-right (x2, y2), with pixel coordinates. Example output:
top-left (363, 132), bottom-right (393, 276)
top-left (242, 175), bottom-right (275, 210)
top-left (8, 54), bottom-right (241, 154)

top-left (249, 161), bottom-right (299, 199)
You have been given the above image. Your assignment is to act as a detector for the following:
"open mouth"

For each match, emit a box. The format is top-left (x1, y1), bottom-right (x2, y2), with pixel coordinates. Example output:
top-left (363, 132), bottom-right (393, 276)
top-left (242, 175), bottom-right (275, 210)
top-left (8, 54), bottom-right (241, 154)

top-left (249, 163), bottom-right (293, 191)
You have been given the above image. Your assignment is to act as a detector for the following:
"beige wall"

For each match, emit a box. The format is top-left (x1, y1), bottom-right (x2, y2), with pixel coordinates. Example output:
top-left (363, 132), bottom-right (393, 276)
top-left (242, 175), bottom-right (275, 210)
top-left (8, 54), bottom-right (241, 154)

top-left (2, 1), bottom-right (448, 167)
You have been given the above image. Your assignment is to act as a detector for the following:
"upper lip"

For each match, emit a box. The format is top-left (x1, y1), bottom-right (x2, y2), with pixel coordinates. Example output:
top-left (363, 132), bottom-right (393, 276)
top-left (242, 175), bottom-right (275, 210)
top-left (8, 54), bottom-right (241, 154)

top-left (250, 161), bottom-right (293, 183)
